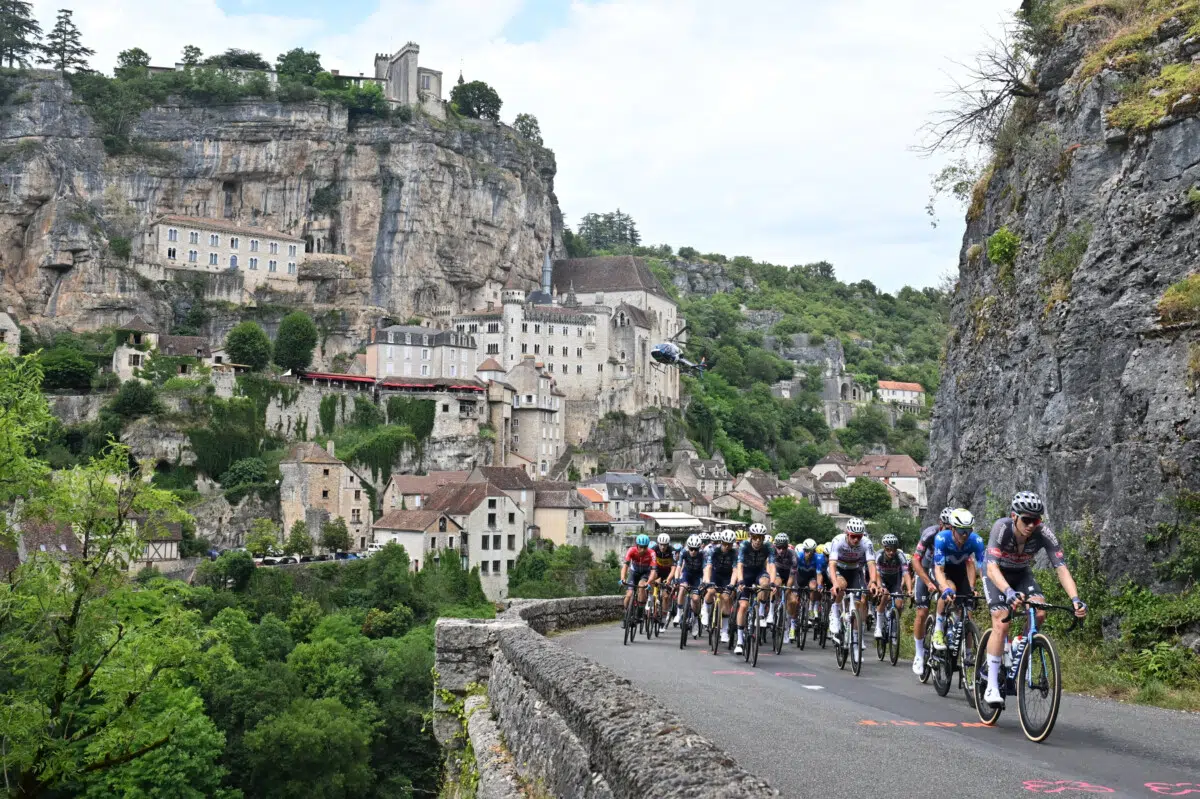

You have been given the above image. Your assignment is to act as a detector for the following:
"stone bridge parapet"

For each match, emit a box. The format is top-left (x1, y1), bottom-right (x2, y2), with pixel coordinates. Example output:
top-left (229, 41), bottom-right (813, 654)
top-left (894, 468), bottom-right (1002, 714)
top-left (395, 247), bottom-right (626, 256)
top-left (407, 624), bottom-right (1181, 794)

top-left (433, 596), bottom-right (778, 798)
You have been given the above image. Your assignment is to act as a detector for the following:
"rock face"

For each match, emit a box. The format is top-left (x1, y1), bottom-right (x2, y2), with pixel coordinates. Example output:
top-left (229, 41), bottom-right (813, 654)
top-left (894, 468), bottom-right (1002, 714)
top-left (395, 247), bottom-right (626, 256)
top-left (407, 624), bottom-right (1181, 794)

top-left (189, 492), bottom-right (279, 549)
top-left (576, 408), bottom-right (677, 473)
top-left (669, 260), bottom-right (755, 298)
top-left (929, 22), bottom-right (1200, 582)
top-left (0, 72), bottom-right (562, 355)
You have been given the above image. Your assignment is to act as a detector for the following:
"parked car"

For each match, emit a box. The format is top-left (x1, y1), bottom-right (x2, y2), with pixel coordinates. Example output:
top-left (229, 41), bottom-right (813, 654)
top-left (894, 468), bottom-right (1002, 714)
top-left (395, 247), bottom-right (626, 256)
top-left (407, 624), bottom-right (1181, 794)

top-left (275, 555), bottom-right (298, 565)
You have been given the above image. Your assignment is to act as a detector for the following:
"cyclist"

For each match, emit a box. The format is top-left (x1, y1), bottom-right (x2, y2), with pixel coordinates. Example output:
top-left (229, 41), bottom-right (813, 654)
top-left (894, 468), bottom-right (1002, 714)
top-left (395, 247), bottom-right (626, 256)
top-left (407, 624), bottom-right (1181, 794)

top-left (733, 523), bottom-right (776, 655)
top-left (770, 533), bottom-right (799, 641)
top-left (931, 508), bottom-right (984, 651)
top-left (827, 518), bottom-right (879, 646)
top-left (981, 492), bottom-right (1087, 706)
top-left (620, 534), bottom-right (654, 623)
top-left (673, 534), bottom-right (707, 633)
top-left (649, 533), bottom-right (676, 627)
top-left (702, 530), bottom-right (738, 643)
top-left (911, 507), bottom-right (953, 675)
top-left (874, 533), bottom-right (912, 640)
top-left (792, 538), bottom-right (826, 638)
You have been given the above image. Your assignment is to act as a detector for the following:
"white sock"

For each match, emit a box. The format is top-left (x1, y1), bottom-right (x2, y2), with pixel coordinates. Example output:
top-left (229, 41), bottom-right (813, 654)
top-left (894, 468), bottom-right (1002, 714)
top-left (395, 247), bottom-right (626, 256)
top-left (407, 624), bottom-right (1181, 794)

top-left (987, 653), bottom-right (1002, 690)
top-left (737, 629), bottom-right (745, 644)
top-left (914, 637), bottom-right (925, 657)
top-left (935, 616), bottom-right (945, 634)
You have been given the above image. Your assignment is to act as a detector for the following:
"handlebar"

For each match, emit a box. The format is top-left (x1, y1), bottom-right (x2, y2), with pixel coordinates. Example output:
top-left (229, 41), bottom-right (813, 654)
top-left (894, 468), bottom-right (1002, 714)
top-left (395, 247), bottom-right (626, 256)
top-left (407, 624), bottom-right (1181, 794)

top-left (1000, 599), bottom-right (1082, 628)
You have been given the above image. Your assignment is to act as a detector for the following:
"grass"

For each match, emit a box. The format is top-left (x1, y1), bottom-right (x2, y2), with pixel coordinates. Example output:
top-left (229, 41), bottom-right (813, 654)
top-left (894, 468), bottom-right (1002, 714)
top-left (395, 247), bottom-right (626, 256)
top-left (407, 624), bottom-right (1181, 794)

top-left (1109, 62), bottom-right (1200, 129)
top-left (967, 163), bottom-right (995, 222)
top-left (1158, 272), bottom-right (1200, 323)
top-left (1074, 0), bottom-right (1200, 80)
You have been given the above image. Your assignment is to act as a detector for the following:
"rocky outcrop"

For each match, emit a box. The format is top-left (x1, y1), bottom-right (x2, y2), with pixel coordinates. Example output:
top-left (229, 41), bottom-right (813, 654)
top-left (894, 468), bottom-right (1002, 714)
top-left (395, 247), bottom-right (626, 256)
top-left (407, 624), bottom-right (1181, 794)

top-left (46, 393), bottom-right (109, 425)
top-left (122, 416), bottom-right (195, 467)
top-left (575, 408), bottom-right (677, 473)
top-left (189, 491), bottom-right (279, 549)
top-left (929, 17), bottom-right (1200, 581)
top-left (0, 72), bottom-right (562, 364)
top-left (668, 260), bottom-right (754, 297)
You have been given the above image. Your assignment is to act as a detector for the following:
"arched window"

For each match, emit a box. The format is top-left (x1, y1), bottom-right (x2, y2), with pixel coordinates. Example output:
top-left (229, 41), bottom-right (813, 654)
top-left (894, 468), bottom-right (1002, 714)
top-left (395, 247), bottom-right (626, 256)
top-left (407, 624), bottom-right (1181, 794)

top-left (229, 255), bottom-right (238, 268)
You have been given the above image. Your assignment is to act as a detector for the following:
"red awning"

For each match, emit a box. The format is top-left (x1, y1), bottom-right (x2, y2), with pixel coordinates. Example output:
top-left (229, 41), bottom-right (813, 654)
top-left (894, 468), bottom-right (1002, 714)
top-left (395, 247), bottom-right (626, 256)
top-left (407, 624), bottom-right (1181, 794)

top-left (300, 371), bottom-right (375, 384)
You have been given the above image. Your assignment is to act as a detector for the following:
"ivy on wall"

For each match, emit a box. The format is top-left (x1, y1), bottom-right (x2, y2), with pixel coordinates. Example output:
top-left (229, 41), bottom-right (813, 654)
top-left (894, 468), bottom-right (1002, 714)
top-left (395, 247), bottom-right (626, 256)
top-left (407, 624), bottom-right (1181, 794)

top-left (386, 397), bottom-right (435, 442)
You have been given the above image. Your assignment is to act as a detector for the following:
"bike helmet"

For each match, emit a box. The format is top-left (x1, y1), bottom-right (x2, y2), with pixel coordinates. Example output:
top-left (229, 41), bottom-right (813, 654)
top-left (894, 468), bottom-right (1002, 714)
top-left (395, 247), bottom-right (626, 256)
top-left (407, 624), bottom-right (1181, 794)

top-left (728, 529), bottom-right (742, 543)
top-left (846, 518), bottom-right (866, 535)
top-left (882, 533), bottom-right (898, 548)
top-left (948, 508), bottom-right (974, 530)
top-left (802, 538), bottom-right (816, 552)
top-left (1011, 491), bottom-right (1044, 516)
top-left (734, 528), bottom-right (749, 542)
top-left (815, 543), bottom-right (827, 555)
top-left (636, 534), bottom-right (650, 547)
top-left (673, 542), bottom-right (682, 552)
top-left (773, 533), bottom-right (789, 547)
top-left (657, 533), bottom-right (671, 546)
top-left (686, 534), bottom-right (702, 549)
top-left (749, 522), bottom-right (767, 537)
top-left (939, 506), bottom-right (953, 525)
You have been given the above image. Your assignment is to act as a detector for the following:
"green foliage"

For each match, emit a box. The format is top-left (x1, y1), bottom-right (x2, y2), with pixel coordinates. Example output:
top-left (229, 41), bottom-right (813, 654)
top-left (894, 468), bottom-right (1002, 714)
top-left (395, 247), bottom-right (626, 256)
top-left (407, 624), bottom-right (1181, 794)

top-left (202, 48), bottom-right (270, 70)
top-left (1147, 489), bottom-right (1200, 585)
top-left (869, 509), bottom-right (922, 551)
top-left (275, 47), bottom-right (322, 84)
top-left (576, 209), bottom-right (640, 251)
top-left (513, 112), bottom-right (543, 144)
top-left (769, 496), bottom-right (837, 541)
top-left (385, 396), bottom-right (435, 441)
top-left (221, 456), bottom-right (268, 490)
top-left (351, 395), bottom-right (384, 429)
top-left (246, 517), bottom-right (281, 556)
top-left (0, 0), bottom-right (42, 69)
top-left (450, 79), bottom-right (502, 120)
top-left (1041, 223), bottom-right (1091, 304)
top-left (107, 234), bottom-right (131, 260)
top-left (836, 478), bottom-right (892, 519)
top-left (137, 353), bottom-right (205, 385)
top-left (321, 516), bottom-right (351, 553)
top-left (38, 8), bottom-right (93, 73)
top-left (38, 346), bottom-right (96, 391)
top-left (319, 393), bottom-right (339, 435)
top-left (274, 310), bottom-right (319, 372)
top-left (342, 424), bottom-right (416, 482)
top-left (106, 378), bottom-right (162, 420)
top-left (1158, 272), bottom-right (1200, 324)
top-left (115, 47), bottom-right (150, 78)
top-left (225, 320), bottom-right (272, 371)
top-left (508, 542), bottom-right (621, 599)
top-left (310, 184), bottom-right (339, 216)
top-left (987, 226), bottom-right (1020, 269)
top-left (286, 519), bottom-right (314, 556)
top-left (187, 396), bottom-right (263, 479)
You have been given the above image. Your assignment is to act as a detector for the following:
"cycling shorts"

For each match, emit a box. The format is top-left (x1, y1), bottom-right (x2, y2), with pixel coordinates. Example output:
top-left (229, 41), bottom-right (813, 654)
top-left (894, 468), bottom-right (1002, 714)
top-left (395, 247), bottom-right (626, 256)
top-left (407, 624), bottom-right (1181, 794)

top-left (914, 577), bottom-right (933, 609)
top-left (739, 569), bottom-right (769, 597)
top-left (940, 563), bottom-right (974, 597)
top-left (710, 569), bottom-right (733, 588)
top-left (628, 567), bottom-right (651, 585)
top-left (982, 568), bottom-right (1043, 611)
top-left (774, 567), bottom-right (791, 584)
top-left (881, 572), bottom-right (903, 595)
top-left (836, 566), bottom-right (866, 592)
top-left (794, 566), bottom-right (818, 585)
top-left (679, 569), bottom-right (703, 588)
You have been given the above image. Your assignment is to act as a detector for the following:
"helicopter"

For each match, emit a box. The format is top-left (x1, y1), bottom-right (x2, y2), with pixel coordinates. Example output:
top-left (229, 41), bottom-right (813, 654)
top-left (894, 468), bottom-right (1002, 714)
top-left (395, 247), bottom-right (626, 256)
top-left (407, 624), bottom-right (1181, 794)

top-left (649, 325), bottom-right (707, 374)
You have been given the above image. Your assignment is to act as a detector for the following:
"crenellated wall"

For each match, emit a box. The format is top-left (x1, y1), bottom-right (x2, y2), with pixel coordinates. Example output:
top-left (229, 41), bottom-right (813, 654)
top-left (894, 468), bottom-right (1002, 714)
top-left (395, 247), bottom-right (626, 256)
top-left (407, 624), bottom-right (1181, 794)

top-left (434, 597), bottom-right (779, 798)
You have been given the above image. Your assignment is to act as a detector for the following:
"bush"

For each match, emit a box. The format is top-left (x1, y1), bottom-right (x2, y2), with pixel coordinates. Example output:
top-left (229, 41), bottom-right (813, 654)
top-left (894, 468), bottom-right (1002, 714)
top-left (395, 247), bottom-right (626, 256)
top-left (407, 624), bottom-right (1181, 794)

top-left (225, 321), bottom-right (272, 371)
top-left (108, 236), bottom-right (131, 260)
top-left (449, 79), bottom-right (501, 120)
top-left (351, 396), bottom-right (383, 429)
top-left (106, 379), bottom-right (162, 420)
top-left (987, 226), bottom-right (1020, 268)
top-left (273, 311), bottom-right (318, 372)
top-left (1159, 273), bottom-right (1200, 325)
top-left (221, 457), bottom-right (268, 490)
top-left (39, 347), bottom-right (96, 391)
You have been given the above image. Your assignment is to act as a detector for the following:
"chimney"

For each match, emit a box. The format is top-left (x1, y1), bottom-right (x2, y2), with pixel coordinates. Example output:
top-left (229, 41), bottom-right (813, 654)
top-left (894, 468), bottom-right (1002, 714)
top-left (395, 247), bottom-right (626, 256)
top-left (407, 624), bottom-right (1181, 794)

top-left (326, 440), bottom-right (336, 458)
top-left (540, 249), bottom-right (552, 296)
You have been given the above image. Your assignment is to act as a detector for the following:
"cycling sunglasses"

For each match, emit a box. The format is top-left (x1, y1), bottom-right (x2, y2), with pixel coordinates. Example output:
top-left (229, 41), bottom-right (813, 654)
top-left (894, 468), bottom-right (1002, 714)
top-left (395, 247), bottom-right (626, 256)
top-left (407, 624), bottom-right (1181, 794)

top-left (1019, 516), bottom-right (1041, 526)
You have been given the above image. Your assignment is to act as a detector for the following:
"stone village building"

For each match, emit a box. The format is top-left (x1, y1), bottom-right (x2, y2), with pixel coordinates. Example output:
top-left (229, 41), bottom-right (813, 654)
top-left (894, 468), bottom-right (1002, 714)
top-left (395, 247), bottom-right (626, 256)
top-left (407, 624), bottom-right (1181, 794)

top-left (143, 216), bottom-right (304, 289)
top-left (371, 509), bottom-right (463, 572)
top-left (280, 442), bottom-right (374, 550)
top-left (423, 481), bottom-right (527, 601)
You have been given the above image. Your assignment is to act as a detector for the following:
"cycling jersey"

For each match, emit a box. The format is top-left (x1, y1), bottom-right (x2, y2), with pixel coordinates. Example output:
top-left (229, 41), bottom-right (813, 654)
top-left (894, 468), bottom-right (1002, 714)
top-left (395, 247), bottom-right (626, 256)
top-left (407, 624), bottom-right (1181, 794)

top-left (828, 533), bottom-right (876, 570)
top-left (650, 543), bottom-right (676, 575)
top-left (678, 548), bottom-right (705, 582)
top-left (932, 530), bottom-right (985, 568)
top-left (985, 518), bottom-right (1066, 570)
top-left (914, 525), bottom-right (941, 570)
top-left (624, 546), bottom-right (654, 570)
top-left (737, 539), bottom-right (775, 575)
top-left (795, 551), bottom-right (827, 577)
top-left (875, 549), bottom-right (909, 577)
top-left (773, 546), bottom-right (797, 577)
top-left (705, 545), bottom-right (737, 581)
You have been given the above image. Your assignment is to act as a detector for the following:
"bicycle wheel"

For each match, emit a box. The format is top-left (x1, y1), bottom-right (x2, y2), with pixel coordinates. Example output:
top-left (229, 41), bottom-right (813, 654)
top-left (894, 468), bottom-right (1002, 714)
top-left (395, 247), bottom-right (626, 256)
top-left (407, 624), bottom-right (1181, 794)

top-left (817, 597), bottom-right (830, 649)
top-left (850, 610), bottom-right (863, 676)
top-left (1018, 632), bottom-right (1062, 743)
top-left (919, 618), bottom-right (935, 684)
top-left (644, 596), bottom-right (655, 641)
top-left (680, 601), bottom-right (690, 650)
top-left (709, 602), bottom-right (721, 655)
top-left (623, 598), bottom-right (637, 646)
top-left (876, 607), bottom-right (887, 661)
top-left (798, 596), bottom-right (809, 650)
top-left (974, 628), bottom-right (1002, 725)
top-left (772, 599), bottom-right (785, 655)
top-left (933, 639), bottom-right (952, 696)
top-left (742, 603), bottom-right (754, 663)
top-left (961, 619), bottom-right (979, 708)
top-left (751, 610), bottom-right (762, 667)
top-left (835, 612), bottom-right (848, 670)
top-left (888, 611), bottom-right (900, 666)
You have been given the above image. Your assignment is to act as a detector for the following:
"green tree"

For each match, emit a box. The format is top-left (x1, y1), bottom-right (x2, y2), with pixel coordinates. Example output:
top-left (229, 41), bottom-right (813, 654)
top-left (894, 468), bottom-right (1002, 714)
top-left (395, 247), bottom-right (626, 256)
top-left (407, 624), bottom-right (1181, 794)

top-left (1, 446), bottom-right (218, 799)
top-left (321, 516), bottom-right (351, 553)
top-left (0, 355), bottom-right (51, 510)
top-left (106, 379), bottom-right (162, 420)
top-left (242, 698), bottom-right (376, 799)
top-left (195, 549), bottom-right (255, 591)
top-left (836, 477), bottom-right (892, 519)
top-left (513, 112), bottom-right (542, 144)
top-left (273, 310), bottom-right (318, 372)
top-left (224, 320), bottom-right (272, 370)
top-left (275, 47), bottom-right (322, 84)
top-left (286, 519), bottom-right (314, 556)
top-left (39, 8), bottom-right (92, 74)
top-left (870, 509), bottom-right (921, 550)
top-left (202, 47), bottom-right (270, 70)
top-left (450, 78), bottom-right (502, 120)
top-left (0, 0), bottom-right (41, 68)
top-left (256, 613), bottom-right (295, 661)
top-left (220, 456), bottom-right (267, 490)
top-left (114, 46), bottom-right (150, 79)
top-left (769, 496), bottom-right (837, 541)
top-left (246, 517), bottom-right (280, 556)
top-left (39, 346), bottom-right (96, 391)
top-left (181, 44), bottom-right (202, 66)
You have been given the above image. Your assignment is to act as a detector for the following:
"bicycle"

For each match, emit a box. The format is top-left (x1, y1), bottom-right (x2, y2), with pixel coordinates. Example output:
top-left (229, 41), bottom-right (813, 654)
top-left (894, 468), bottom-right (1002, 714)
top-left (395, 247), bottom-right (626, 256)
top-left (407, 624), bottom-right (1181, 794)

top-left (679, 584), bottom-right (703, 650)
top-left (708, 586), bottom-right (736, 655)
top-left (974, 599), bottom-right (1078, 742)
top-left (620, 580), bottom-right (643, 646)
top-left (792, 586), bottom-right (813, 650)
top-left (643, 582), bottom-right (662, 640)
top-left (741, 584), bottom-right (767, 668)
top-left (876, 592), bottom-right (911, 665)
top-left (832, 587), bottom-right (868, 676)
top-left (918, 602), bottom-right (937, 683)
top-left (771, 584), bottom-right (793, 655)
top-left (815, 588), bottom-right (832, 649)
top-left (930, 593), bottom-right (979, 706)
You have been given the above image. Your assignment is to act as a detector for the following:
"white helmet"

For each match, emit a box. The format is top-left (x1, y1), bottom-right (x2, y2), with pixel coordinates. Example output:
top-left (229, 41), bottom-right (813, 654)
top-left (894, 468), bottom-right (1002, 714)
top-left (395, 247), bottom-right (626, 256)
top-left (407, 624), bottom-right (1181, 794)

top-left (685, 534), bottom-right (702, 548)
top-left (773, 532), bottom-right (789, 546)
top-left (948, 508), bottom-right (975, 530)
top-left (846, 518), bottom-right (866, 535)
top-left (748, 522), bottom-right (767, 537)
top-left (721, 530), bottom-right (736, 544)
top-left (802, 538), bottom-right (816, 552)
top-left (939, 507), bottom-right (954, 525)
top-left (657, 533), bottom-right (671, 546)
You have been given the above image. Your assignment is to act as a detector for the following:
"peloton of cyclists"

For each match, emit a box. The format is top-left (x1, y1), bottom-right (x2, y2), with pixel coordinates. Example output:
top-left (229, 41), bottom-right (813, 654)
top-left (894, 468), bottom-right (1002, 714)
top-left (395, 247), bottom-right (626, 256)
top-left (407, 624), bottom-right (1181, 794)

top-left (702, 530), bottom-right (738, 645)
top-left (673, 534), bottom-right (707, 632)
top-left (931, 508), bottom-right (985, 651)
top-left (792, 538), bottom-right (826, 639)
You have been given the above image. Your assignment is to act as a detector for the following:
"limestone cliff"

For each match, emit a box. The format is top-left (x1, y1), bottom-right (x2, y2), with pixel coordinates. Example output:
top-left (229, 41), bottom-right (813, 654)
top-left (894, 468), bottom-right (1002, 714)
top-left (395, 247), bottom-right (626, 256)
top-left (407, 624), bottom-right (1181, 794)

top-left (0, 72), bottom-right (561, 360)
top-left (929, 8), bottom-right (1200, 581)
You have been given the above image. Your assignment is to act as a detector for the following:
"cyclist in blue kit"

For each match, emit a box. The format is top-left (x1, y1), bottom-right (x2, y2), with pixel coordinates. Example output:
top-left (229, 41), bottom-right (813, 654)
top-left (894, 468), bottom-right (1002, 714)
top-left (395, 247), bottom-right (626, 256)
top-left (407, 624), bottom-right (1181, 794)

top-left (931, 508), bottom-right (985, 651)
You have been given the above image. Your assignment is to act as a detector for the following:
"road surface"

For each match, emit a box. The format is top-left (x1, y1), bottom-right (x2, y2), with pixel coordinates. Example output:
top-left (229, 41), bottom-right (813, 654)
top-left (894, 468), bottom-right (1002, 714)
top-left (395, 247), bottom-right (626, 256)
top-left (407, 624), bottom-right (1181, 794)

top-left (559, 619), bottom-right (1199, 799)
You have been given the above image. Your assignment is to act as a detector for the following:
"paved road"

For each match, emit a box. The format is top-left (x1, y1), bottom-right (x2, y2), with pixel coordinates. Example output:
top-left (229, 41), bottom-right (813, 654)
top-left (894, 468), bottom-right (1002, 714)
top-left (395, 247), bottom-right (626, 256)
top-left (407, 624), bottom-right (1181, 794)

top-left (559, 619), bottom-right (1200, 799)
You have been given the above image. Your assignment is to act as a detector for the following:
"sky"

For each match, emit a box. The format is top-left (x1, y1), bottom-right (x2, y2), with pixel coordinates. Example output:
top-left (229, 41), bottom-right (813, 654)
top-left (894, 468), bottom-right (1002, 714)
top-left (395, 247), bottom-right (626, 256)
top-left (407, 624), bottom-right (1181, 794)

top-left (49, 0), bottom-right (1018, 291)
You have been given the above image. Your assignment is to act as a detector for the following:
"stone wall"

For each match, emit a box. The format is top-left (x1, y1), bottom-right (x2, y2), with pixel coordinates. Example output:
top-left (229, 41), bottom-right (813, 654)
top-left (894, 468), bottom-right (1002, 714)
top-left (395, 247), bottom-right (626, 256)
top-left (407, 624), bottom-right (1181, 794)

top-left (265, 383), bottom-right (361, 440)
top-left (433, 597), bottom-right (778, 798)
top-left (46, 392), bottom-right (109, 425)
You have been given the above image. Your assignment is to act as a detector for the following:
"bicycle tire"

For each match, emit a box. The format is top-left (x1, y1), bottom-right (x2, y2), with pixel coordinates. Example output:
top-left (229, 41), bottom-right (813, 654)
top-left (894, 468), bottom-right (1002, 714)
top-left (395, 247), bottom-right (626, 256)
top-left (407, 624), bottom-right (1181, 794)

top-left (974, 628), bottom-right (1002, 725)
top-left (920, 618), bottom-right (935, 684)
top-left (817, 596), bottom-right (830, 649)
top-left (751, 610), bottom-right (761, 667)
top-left (742, 601), bottom-right (755, 663)
top-left (680, 602), bottom-right (690, 650)
top-left (772, 598), bottom-right (785, 655)
top-left (888, 611), bottom-right (900, 666)
top-left (961, 619), bottom-right (979, 708)
top-left (933, 641), bottom-right (952, 697)
top-left (1018, 632), bottom-right (1062, 743)
top-left (644, 595), bottom-right (654, 641)
top-left (623, 598), bottom-right (637, 646)
top-left (710, 602), bottom-right (721, 655)
top-left (798, 596), bottom-right (809, 650)
top-left (850, 610), bottom-right (863, 676)
top-left (876, 609), bottom-right (887, 661)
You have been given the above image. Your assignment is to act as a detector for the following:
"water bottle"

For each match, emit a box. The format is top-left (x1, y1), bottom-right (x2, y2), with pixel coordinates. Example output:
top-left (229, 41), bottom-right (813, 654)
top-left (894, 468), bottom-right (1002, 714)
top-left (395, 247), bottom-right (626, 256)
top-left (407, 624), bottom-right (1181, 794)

top-left (1007, 635), bottom-right (1023, 668)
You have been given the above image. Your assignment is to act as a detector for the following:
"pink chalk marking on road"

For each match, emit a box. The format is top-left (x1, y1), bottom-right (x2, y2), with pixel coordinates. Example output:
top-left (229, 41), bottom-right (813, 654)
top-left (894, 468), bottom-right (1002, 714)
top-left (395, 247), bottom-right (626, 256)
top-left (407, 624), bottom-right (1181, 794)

top-left (1146, 785), bottom-right (1200, 797)
top-left (711, 670), bottom-right (754, 675)
top-left (774, 672), bottom-right (817, 677)
top-left (1021, 779), bottom-right (1115, 794)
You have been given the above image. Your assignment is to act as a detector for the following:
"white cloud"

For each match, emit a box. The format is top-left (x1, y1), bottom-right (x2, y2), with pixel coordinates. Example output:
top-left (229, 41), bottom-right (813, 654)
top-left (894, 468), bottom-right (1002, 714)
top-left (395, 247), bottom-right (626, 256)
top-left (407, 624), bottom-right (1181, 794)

top-left (55, 0), bottom-right (1017, 291)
